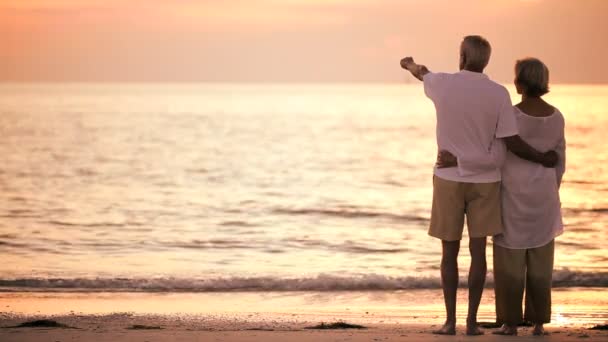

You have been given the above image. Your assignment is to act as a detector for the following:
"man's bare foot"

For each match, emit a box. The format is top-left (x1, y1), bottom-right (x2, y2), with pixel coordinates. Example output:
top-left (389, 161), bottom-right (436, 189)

top-left (533, 324), bottom-right (549, 336)
top-left (432, 322), bottom-right (456, 335)
top-left (466, 322), bottom-right (484, 336)
top-left (492, 324), bottom-right (518, 336)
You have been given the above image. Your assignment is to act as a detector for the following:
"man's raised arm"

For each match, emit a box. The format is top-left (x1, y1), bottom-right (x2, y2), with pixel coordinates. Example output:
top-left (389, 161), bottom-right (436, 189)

top-left (400, 57), bottom-right (429, 81)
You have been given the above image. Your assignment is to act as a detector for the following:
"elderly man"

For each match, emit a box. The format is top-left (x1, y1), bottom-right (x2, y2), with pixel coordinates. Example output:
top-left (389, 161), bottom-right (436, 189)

top-left (400, 35), bottom-right (557, 336)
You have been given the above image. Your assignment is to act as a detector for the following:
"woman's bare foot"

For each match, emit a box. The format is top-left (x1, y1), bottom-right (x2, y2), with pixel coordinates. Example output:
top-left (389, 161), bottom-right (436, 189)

top-left (492, 324), bottom-right (518, 336)
top-left (466, 322), bottom-right (484, 336)
top-left (533, 323), bottom-right (549, 336)
top-left (432, 321), bottom-right (456, 335)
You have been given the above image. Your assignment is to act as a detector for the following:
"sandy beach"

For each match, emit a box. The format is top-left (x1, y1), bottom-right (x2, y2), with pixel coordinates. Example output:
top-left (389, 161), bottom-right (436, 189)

top-left (0, 328), bottom-right (606, 342)
top-left (1, 289), bottom-right (606, 341)
top-left (1, 316), bottom-right (606, 342)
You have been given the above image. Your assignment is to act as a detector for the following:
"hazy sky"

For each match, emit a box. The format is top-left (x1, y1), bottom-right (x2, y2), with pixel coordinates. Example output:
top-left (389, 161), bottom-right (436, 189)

top-left (2, 0), bottom-right (607, 83)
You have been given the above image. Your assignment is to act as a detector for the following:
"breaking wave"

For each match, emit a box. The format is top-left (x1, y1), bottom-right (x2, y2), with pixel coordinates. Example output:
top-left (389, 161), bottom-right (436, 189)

top-left (0, 270), bottom-right (605, 292)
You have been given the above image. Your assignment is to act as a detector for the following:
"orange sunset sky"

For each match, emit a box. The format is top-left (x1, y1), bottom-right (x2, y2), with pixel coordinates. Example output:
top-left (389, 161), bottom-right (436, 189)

top-left (1, 0), bottom-right (607, 83)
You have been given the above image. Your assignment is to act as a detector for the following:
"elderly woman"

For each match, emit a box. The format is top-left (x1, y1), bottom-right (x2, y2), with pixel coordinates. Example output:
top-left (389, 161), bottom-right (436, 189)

top-left (438, 58), bottom-right (566, 336)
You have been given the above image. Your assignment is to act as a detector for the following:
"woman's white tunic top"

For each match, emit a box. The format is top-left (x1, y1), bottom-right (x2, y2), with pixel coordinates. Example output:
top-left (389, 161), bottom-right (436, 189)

top-left (493, 107), bottom-right (566, 249)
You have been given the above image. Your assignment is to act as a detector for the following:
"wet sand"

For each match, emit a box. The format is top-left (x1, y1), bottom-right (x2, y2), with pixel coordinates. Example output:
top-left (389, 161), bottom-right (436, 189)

top-left (1, 289), bottom-right (606, 341)
top-left (0, 318), bottom-right (605, 342)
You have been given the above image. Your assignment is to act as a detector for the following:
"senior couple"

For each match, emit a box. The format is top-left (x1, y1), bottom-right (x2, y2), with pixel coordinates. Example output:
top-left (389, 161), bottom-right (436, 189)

top-left (401, 35), bottom-right (566, 336)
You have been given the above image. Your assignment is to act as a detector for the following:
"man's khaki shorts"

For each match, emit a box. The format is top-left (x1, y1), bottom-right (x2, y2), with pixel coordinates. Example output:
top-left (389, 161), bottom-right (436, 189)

top-left (429, 175), bottom-right (503, 241)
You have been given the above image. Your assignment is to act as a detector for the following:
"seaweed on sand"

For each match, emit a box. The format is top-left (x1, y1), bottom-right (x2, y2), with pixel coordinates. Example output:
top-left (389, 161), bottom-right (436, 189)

top-left (305, 322), bottom-right (367, 330)
top-left (127, 324), bottom-right (163, 330)
top-left (6, 319), bottom-right (76, 329)
top-left (589, 324), bottom-right (608, 330)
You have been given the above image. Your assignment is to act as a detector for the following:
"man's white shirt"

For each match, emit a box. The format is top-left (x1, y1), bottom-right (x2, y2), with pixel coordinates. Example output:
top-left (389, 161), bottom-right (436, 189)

top-left (423, 70), bottom-right (518, 183)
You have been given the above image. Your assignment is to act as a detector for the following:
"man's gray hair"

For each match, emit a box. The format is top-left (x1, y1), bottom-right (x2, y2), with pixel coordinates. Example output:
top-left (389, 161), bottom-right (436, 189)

top-left (515, 57), bottom-right (550, 97)
top-left (461, 35), bottom-right (492, 70)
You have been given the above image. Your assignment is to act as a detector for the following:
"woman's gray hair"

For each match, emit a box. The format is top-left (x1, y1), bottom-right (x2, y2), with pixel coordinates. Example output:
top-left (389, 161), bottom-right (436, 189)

top-left (461, 35), bottom-right (492, 70)
top-left (515, 57), bottom-right (550, 97)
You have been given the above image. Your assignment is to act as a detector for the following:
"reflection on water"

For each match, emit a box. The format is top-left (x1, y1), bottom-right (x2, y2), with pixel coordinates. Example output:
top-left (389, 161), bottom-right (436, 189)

top-left (0, 83), bottom-right (606, 288)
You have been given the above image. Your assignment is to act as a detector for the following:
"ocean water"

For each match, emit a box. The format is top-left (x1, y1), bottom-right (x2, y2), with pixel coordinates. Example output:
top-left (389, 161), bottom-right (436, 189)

top-left (0, 83), bottom-right (606, 292)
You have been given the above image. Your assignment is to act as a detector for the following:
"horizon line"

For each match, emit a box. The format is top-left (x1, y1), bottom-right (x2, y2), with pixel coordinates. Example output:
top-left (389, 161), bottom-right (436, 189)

top-left (2, 81), bottom-right (608, 86)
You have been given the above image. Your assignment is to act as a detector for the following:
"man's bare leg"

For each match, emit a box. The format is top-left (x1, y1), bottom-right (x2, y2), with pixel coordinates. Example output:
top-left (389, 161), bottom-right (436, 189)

top-left (433, 240), bottom-right (460, 335)
top-left (466, 237), bottom-right (487, 336)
